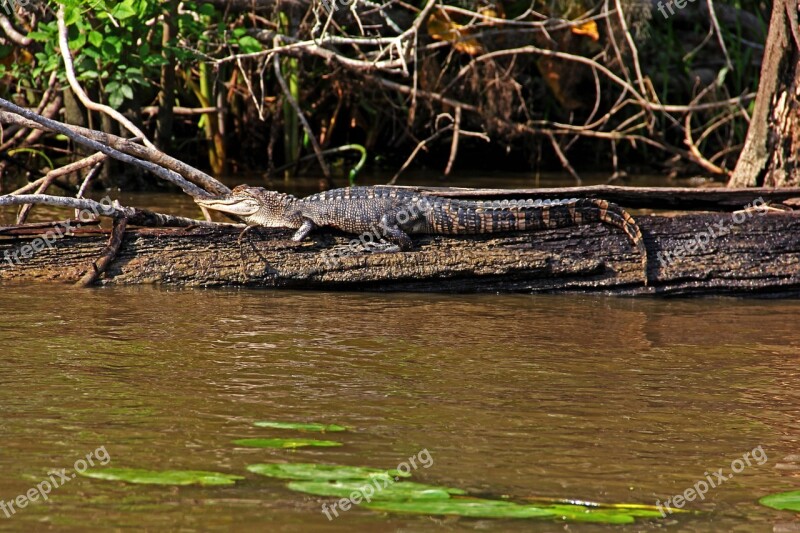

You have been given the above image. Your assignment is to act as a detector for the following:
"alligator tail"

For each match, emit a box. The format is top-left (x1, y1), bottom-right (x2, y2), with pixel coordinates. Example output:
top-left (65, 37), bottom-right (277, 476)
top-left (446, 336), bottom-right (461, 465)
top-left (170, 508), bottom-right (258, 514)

top-left (434, 197), bottom-right (649, 285)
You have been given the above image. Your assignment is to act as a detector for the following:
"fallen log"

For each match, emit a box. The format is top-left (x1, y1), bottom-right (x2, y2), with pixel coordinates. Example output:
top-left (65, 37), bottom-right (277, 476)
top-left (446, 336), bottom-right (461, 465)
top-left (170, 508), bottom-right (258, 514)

top-left (405, 185), bottom-right (800, 210)
top-left (1, 208), bottom-right (798, 296)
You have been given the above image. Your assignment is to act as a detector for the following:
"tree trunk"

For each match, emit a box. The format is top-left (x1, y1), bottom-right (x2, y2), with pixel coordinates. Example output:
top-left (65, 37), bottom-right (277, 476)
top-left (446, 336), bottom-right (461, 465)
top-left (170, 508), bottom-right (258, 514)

top-left (155, 0), bottom-right (178, 152)
top-left (729, 0), bottom-right (800, 187)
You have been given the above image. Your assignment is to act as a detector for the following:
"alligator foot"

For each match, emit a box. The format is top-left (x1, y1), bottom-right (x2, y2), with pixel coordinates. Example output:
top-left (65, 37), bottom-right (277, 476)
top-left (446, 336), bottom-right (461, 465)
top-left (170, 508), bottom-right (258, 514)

top-left (361, 241), bottom-right (401, 253)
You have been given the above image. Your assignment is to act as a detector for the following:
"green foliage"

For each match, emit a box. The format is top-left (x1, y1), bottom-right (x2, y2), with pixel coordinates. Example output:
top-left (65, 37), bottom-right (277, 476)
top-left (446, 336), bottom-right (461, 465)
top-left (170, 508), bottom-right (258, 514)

top-left (17, 0), bottom-right (217, 109)
top-left (253, 421), bottom-right (347, 432)
top-left (247, 462), bottom-right (410, 481)
top-left (80, 468), bottom-right (244, 486)
top-left (288, 479), bottom-right (466, 500)
top-left (760, 491), bottom-right (800, 512)
top-left (361, 499), bottom-right (662, 522)
top-left (233, 438), bottom-right (343, 448)
top-left (248, 460), bottom-right (666, 523)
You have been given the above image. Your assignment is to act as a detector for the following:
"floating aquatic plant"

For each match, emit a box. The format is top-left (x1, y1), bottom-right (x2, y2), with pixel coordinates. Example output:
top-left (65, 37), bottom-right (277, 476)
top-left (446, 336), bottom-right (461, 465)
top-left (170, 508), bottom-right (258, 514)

top-left (233, 438), bottom-right (342, 449)
top-left (253, 421), bottom-right (347, 433)
top-left (80, 468), bottom-right (244, 486)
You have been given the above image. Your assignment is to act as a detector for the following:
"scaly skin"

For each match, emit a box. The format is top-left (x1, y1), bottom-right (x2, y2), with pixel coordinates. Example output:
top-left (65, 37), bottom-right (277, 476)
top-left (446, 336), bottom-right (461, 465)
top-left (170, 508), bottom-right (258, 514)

top-left (196, 185), bottom-right (649, 284)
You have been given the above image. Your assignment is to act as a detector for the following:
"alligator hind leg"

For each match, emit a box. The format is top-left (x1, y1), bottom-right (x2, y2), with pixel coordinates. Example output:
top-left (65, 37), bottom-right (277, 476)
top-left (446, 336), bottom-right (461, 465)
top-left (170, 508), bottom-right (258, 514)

top-left (378, 214), bottom-right (414, 251)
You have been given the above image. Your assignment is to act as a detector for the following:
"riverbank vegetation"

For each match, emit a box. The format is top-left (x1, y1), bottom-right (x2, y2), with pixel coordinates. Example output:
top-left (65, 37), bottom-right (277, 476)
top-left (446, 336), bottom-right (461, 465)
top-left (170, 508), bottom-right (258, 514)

top-left (0, 0), bottom-right (769, 191)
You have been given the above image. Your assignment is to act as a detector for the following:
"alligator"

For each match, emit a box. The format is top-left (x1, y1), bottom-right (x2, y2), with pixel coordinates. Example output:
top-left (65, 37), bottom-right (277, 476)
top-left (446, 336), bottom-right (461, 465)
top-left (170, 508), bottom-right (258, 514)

top-left (195, 185), bottom-right (649, 284)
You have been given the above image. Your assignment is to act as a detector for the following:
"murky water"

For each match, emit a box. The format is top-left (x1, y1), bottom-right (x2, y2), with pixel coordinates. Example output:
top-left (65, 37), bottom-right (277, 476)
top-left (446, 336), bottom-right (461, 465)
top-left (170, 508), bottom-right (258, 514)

top-left (1, 285), bottom-right (799, 531)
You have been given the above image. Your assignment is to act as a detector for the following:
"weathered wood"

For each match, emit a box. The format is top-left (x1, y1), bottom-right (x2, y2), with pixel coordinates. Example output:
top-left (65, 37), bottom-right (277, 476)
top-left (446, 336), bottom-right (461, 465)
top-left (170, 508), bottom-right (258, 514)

top-left (405, 185), bottom-right (800, 210)
top-left (1, 210), bottom-right (798, 295)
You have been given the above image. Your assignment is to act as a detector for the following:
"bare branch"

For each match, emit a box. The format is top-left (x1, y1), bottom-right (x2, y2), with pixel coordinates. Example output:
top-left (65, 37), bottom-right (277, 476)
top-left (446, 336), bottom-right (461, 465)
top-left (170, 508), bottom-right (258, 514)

top-left (57, 6), bottom-right (156, 150)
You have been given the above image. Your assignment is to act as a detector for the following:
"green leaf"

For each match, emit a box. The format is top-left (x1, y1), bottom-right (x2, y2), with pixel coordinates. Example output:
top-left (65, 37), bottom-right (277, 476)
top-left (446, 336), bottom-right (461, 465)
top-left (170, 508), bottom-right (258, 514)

top-left (288, 480), bottom-right (465, 500)
top-left (120, 84), bottom-right (133, 100)
top-left (80, 468), bottom-right (244, 486)
top-left (198, 3), bottom-right (216, 16)
top-left (101, 41), bottom-right (118, 58)
top-left (104, 35), bottom-right (123, 54)
top-left (111, 0), bottom-right (137, 20)
top-left (361, 499), bottom-right (648, 523)
top-left (108, 90), bottom-right (124, 108)
top-left (82, 47), bottom-right (101, 60)
top-left (237, 36), bottom-right (262, 54)
top-left (88, 31), bottom-right (103, 47)
top-left (233, 438), bottom-right (342, 449)
top-left (247, 463), bottom-right (410, 481)
top-left (68, 32), bottom-right (86, 50)
top-left (27, 31), bottom-right (52, 42)
top-left (363, 499), bottom-right (561, 520)
top-left (125, 67), bottom-right (147, 85)
top-left (64, 5), bottom-right (81, 26)
top-left (546, 504), bottom-right (656, 523)
top-left (143, 55), bottom-right (169, 67)
top-left (253, 421), bottom-right (346, 433)
top-left (78, 70), bottom-right (99, 80)
top-left (760, 491), bottom-right (800, 512)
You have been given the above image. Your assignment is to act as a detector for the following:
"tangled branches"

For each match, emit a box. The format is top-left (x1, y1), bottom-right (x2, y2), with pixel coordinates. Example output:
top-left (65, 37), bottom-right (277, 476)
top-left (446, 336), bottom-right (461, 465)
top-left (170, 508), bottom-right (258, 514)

top-left (0, 0), bottom-right (767, 186)
top-left (204, 0), bottom-right (763, 182)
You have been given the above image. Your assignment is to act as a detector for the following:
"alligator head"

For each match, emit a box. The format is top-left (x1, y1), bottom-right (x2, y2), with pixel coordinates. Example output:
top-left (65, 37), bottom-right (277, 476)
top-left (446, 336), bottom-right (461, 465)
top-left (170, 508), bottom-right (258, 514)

top-left (195, 185), bottom-right (303, 228)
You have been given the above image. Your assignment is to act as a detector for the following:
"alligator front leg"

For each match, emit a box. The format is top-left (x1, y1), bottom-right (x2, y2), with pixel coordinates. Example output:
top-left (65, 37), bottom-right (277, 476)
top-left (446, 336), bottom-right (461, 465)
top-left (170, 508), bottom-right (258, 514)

top-left (291, 219), bottom-right (316, 241)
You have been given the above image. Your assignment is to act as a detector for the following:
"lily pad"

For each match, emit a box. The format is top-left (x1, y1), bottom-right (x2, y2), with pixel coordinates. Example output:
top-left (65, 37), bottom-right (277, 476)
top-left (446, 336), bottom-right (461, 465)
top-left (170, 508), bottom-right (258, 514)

top-left (759, 490), bottom-right (800, 512)
top-left (363, 499), bottom-right (645, 523)
top-left (254, 421), bottom-right (347, 432)
top-left (362, 498), bottom-right (560, 520)
top-left (247, 462), bottom-right (410, 481)
top-left (233, 438), bottom-right (342, 449)
top-left (525, 498), bottom-right (672, 518)
top-left (546, 504), bottom-right (660, 522)
top-left (287, 479), bottom-right (466, 500)
top-left (80, 468), bottom-right (244, 486)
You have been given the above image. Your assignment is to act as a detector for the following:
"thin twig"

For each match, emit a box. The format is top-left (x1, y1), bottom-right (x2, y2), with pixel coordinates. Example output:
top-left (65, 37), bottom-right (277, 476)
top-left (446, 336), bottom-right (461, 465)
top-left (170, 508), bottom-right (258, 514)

top-left (75, 216), bottom-right (127, 287)
top-left (444, 106), bottom-right (461, 176)
top-left (706, 0), bottom-right (733, 71)
top-left (388, 125), bottom-right (453, 185)
top-left (546, 133), bottom-right (582, 185)
top-left (272, 51), bottom-right (331, 179)
top-left (0, 194), bottom-right (241, 228)
top-left (14, 152), bottom-right (108, 223)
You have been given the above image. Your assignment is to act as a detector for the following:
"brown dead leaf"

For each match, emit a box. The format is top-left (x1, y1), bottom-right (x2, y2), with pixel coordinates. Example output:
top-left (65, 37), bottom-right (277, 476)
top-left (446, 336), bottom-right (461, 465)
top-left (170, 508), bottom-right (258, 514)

top-left (571, 20), bottom-right (599, 41)
top-left (427, 9), bottom-right (483, 55)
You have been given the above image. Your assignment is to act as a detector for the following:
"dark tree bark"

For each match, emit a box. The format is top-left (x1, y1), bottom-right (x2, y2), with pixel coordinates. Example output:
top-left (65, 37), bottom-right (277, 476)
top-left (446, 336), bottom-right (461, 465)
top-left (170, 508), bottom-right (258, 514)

top-left (1, 211), bottom-right (799, 296)
top-left (729, 0), bottom-right (800, 187)
top-left (155, 0), bottom-right (179, 152)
